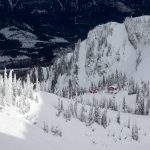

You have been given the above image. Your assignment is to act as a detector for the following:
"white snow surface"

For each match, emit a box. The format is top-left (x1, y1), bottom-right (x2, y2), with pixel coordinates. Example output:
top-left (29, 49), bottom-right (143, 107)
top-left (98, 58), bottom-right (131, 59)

top-left (0, 91), bottom-right (150, 150)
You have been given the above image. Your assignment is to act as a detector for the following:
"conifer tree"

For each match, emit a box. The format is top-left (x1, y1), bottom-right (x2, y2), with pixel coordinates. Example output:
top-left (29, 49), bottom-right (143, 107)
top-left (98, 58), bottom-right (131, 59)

top-left (87, 106), bottom-right (94, 125)
top-left (135, 89), bottom-right (145, 115)
top-left (132, 123), bottom-right (138, 141)
top-left (56, 99), bottom-right (64, 116)
top-left (122, 97), bottom-right (126, 112)
top-left (64, 109), bottom-right (71, 121)
top-left (74, 101), bottom-right (78, 118)
top-left (8, 70), bottom-right (13, 106)
top-left (80, 106), bottom-right (85, 122)
top-left (69, 102), bottom-right (74, 117)
top-left (13, 73), bottom-right (17, 99)
top-left (94, 106), bottom-right (101, 125)
top-left (127, 119), bottom-right (130, 129)
top-left (101, 109), bottom-right (107, 128)
top-left (117, 111), bottom-right (120, 124)
top-left (4, 68), bottom-right (9, 105)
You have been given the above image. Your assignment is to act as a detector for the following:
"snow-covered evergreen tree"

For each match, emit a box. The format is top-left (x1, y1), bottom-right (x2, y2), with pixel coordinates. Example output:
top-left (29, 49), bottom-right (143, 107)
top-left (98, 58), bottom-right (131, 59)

top-left (132, 123), bottom-right (139, 141)
top-left (0, 69), bottom-right (35, 114)
top-left (127, 119), bottom-right (130, 129)
top-left (117, 111), bottom-right (120, 124)
top-left (87, 106), bottom-right (94, 125)
top-left (43, 121), bottom-right (49, 133)
top-left (122, 97), bottom-right (127, 112)
top-left (101, 109), bottom-right (107, 128)
top-left (56, 99), bottom-right (64, 116)
top-left (69, 102), bottom-right (74, 117)
top-left (8, 70), bottom-right (13, 106)
top-left (74, 101), bottom-right (78, 118)
top-left (80, 106), bottom-right (85, 122)
top-left (4, 68), bottom-right (9, 105)
top-left (94, 106), bottom-right (101, 125)
top-left (64, 109), bottom-right (71, 121)
top-left (135, 89), bottom-right (145, 115)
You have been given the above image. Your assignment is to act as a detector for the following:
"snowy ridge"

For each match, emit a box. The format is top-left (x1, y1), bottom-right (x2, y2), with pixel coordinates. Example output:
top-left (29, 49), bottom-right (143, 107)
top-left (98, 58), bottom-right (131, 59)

top-left (35, 16), bottom-right (150, 93)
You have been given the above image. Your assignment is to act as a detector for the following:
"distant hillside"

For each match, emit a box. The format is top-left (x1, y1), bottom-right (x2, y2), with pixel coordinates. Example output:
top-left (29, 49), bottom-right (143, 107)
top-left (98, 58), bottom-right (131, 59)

top-left (0, 0), bottom-right (150, 70)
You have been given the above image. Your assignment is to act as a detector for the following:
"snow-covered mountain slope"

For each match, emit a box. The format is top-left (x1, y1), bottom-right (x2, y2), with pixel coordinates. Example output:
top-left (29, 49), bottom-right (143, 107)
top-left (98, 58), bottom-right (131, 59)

top-left (0, 26), bottom-right (38, 48)
top-left (0, 91), bottom-right (150, 150)
top-left (35, 16), bottom-right (150, 92)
